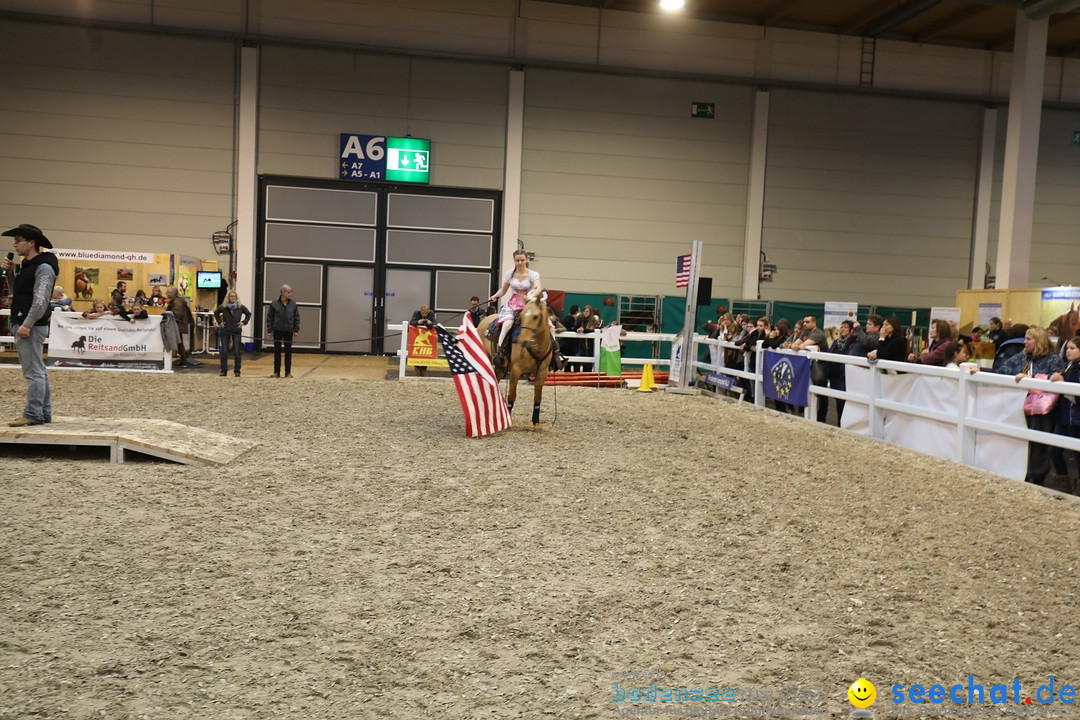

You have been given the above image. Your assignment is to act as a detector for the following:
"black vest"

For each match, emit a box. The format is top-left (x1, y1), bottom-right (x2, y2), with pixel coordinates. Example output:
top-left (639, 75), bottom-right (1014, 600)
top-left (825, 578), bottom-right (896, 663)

top-left (11, 252), bottom-right (59, 327)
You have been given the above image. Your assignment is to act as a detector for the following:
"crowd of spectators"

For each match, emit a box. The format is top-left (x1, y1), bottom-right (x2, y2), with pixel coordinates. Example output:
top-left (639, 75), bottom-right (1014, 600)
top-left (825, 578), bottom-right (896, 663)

top-left (701, 311), bottom-right (1079, 491)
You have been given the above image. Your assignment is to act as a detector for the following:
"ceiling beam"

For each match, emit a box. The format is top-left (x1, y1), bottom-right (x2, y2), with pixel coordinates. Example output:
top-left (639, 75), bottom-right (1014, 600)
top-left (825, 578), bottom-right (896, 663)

top-left (988, 11), bottom-right (1070, 49)
top-left (763, 0), bottom-right (809, 26)
top-left (859, 0), bottom-right (944, 37)
top-left (1023, 0), bottom-right (1080, 19)
top-left (914, 4), bottom-right (991, 43)
top-left (838, 0), bottom-right (907, 34)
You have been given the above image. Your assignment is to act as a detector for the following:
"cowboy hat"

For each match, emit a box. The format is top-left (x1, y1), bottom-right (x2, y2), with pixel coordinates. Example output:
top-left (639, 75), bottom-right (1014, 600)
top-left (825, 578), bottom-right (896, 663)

top-left (1, 223), bottom-right (52, 249)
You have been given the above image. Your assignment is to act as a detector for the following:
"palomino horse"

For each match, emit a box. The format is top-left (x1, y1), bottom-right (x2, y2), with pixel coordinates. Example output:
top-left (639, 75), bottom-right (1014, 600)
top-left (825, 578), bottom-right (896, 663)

top-left (476, 298), bottom-right (553, 426)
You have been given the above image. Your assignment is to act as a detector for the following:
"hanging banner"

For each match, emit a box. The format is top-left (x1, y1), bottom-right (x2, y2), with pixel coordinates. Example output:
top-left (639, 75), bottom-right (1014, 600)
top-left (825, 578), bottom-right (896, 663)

top-left (407, 325), bottom-right (449, 368)
top-left (48, 313), bottom-right (165, 370)
top-left (977, 303), bottom-right (1003, 328)
top-left (929, 306), bottom-right (961, 326)
top-left (823, 301), bottom-right (858, 329)
top-left (669, 335), bottom-right (684, 386)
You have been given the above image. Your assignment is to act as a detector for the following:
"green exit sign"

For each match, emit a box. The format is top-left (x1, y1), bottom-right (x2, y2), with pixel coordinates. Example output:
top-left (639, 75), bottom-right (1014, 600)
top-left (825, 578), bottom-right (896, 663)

top-left (691, 102), bottom-right (715, 119)
top-left (386, 137), bottom-right (431, 183)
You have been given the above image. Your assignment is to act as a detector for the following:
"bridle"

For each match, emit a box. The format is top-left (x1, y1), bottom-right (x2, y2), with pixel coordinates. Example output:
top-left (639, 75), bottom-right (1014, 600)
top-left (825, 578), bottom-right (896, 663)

top-left (516, 299), bottom-right (552, 366)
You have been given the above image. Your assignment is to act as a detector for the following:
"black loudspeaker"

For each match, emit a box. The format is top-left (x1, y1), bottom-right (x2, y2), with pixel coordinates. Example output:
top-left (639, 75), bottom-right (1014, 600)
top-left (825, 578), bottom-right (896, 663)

top-left (696, 277), bottom-right (712, 307)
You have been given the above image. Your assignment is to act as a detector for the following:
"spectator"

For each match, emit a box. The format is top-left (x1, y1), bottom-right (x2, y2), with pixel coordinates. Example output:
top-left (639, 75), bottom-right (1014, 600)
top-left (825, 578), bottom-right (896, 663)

top-left (791, 314), bottom-right (826, 352)
top-left (266, 284), bottom-right (300, 378)
top-left (149, 286), bottom-right (167, 307)
top-left (82, 299), bottom-right (112, 319)
top-left (108, 288), bottom-right (124, 311)
top-left (576, 306), bottom-right (599, 371)
top-left (908, 319), bottom-right (951, 366)
top-left (821, 319), bottom-right (856, 425)
top-left (466, 296), bottom-right (484, 327)
top-left (133, 289), bottom-right (148, 304)
top-left (869, 316), bottom-right (907, 362)
top-left (975, 326), bottom-right (1064, 485)
top-left (49, 286), bottom-right (73, 311)
top-left (1049, 336), bottom-right (1080, 491)
top-left (410, 303), bottom-right (436, 328)
top-left (986, 317), bottom-right (1005, 348)
top-left (849, 314), bottom-right (882, 358)
top-left (943, 341), bottom-right (972, 369)
top-left (409, 304), bottom-right (437, 377)
top-left (561, 305), bottom-right (581, 371)
top-left (118, 297), bottom-right (148, 322)
top-left (166, 286), bottom-right (199, 368)
top-left (214, 289), bottom-right (251, 377)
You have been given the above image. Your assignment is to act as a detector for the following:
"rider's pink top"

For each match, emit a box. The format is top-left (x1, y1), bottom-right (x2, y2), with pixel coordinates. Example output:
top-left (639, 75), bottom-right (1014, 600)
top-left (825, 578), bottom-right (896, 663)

top-left (498, 268), bottom-right (540, 321)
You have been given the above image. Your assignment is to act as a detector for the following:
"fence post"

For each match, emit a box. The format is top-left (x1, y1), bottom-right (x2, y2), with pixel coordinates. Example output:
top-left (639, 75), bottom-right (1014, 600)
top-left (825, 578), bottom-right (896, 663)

top-left (398, 321), bottom-right (409, 379)
top-left (755, 340), bottom-right (765, 406)
top-left (868, 363), bottom-right (884, 440)
top-left (956, 368), bottom-right (977, 465)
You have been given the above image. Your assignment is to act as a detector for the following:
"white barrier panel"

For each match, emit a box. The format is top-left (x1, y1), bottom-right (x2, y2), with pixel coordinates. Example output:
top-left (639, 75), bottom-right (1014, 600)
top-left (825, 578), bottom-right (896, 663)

top-left (49, 312), bottom-right (166, 371)
top-left (842, 366), bottom-right (1028, 480)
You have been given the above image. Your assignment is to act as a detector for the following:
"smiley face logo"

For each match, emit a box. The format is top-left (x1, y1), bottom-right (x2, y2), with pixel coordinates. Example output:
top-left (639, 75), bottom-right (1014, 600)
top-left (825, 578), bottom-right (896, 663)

top-left (848, 678), bottom-right (876, 709)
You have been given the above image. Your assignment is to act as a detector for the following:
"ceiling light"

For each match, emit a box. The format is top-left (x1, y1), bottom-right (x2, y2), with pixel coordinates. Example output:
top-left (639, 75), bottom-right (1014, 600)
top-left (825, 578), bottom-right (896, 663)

top-left (659, 0), bottom-right (685, 10)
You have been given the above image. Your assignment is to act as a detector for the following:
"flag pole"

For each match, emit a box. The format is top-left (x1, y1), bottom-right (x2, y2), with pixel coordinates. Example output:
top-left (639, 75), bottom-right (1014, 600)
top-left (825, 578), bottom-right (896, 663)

top-left (668, 239), bottom-right (701, 395)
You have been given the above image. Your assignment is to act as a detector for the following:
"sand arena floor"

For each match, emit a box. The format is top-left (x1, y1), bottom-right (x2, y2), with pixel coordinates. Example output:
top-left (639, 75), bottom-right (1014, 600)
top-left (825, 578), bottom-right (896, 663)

top-left (1, 367), bottom-right (1078, 719)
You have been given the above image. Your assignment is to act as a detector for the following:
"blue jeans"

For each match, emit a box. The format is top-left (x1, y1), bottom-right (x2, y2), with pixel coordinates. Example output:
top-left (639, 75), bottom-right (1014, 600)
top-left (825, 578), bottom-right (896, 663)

top-left (16, 324), bottom-right (51, 423)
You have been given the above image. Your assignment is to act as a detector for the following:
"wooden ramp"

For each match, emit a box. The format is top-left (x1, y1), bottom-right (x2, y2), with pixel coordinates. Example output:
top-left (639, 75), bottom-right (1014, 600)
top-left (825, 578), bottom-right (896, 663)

top-left (0, 417), bottom-right (258, 465)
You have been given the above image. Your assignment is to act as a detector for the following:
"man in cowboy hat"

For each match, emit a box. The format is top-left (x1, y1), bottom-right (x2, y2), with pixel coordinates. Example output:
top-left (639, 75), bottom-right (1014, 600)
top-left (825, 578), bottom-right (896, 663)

top-left (1, 224), bottom-right (59, 426)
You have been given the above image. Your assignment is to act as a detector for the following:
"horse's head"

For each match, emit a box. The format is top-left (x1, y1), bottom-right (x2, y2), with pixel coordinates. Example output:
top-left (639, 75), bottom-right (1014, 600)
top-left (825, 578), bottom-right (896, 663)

top-left (516, 297), bottom-right (549, 345)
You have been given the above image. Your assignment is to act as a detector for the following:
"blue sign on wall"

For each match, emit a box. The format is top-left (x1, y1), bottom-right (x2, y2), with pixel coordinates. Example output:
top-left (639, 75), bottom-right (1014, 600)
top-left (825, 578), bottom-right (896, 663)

top-left (339, 134), bottom-right (387, 180)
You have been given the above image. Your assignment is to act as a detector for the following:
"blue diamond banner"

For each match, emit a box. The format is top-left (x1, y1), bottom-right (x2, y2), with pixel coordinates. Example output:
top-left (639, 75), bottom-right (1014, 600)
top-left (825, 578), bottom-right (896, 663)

top-left (762, 350), bottom-right (810, 407)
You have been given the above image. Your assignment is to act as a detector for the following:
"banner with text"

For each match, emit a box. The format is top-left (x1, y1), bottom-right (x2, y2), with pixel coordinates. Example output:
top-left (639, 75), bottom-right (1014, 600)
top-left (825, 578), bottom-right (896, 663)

top-left (48, 313), bottom-right (165, 370)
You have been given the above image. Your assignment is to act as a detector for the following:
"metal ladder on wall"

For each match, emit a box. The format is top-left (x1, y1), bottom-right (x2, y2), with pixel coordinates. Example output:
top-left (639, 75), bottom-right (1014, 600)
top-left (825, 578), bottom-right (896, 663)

top-left (860, 36), bottom-right (876, 87)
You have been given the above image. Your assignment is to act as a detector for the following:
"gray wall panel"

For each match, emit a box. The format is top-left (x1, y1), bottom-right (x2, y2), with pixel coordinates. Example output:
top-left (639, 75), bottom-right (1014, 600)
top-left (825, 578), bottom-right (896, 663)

top-left (762, 90), bottom-right (981, 306)
top-left (265, 223), bottom-right (376, 262)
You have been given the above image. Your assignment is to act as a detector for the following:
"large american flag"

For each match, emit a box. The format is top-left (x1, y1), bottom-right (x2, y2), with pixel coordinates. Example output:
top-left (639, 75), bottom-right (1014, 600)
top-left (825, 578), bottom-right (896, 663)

top-left (435, 316), bottom-right (512, 437)
top-left (675, 254), bottom-right (691, 288)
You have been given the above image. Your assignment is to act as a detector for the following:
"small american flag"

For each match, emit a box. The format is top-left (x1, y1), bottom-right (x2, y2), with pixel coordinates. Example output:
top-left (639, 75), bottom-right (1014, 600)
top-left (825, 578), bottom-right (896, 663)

top-left (435, 316), bottom-right (512, 437)
top-left (675, 254), bottom-right (691, 288)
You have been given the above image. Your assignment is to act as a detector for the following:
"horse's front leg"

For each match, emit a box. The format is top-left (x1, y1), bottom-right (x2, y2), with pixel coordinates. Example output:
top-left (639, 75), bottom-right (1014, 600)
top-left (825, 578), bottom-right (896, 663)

top-left (507, 369), bottom-right (518, 413)
top-left (531, 368), bottom-right (546, 426)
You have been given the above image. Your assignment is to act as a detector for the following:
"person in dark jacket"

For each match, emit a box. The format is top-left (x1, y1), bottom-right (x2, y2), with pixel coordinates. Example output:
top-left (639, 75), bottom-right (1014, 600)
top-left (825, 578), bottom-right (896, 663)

top-left (409, 304), bottom-right (437, 377)
top-left (466, 296), bottom-right (484, 328)
top-left (822, 319), bottom-right (856, 425)
top-left (848, 314), bottom-right (882, 358)
top-left (118, 297), bottom-right (149, 322)
top-left (214, 289), bottom-right (252, 377)
top-left (1, 224), bottom-right (58, 426)
top-left (1049, 336), bottom-right (1080, 490)
top-left (869, 316), bottom-right (907, 363)
top-left (165, 286), bottom-right (199, 368)
top-left (266, 284), bottom-right (300, 378)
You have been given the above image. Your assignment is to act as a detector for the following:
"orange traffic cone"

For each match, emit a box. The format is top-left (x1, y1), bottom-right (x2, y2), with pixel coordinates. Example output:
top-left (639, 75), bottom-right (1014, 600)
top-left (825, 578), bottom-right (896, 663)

top-left (638, 362), bottom-right (657, 392)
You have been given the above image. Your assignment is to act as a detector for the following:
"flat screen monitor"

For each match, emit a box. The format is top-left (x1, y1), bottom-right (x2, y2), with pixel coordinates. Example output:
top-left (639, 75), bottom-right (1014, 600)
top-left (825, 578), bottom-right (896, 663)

top-left (196, 271), bottom-right (222, 289)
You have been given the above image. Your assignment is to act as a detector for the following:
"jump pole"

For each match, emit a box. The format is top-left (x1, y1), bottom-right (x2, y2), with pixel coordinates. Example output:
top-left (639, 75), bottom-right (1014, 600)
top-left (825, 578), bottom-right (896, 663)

top-left (667, 239), bottom-right (701, 395)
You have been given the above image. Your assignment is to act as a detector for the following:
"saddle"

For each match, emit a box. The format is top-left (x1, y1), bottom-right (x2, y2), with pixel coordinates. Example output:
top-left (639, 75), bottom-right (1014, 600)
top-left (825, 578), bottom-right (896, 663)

top-left (487, 312), bottom-right (563, 373)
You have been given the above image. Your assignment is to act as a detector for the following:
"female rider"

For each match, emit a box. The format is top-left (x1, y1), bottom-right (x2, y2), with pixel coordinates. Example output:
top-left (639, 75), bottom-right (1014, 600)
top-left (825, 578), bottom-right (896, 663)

top-left (489, 249), bottom-right (563, 371)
